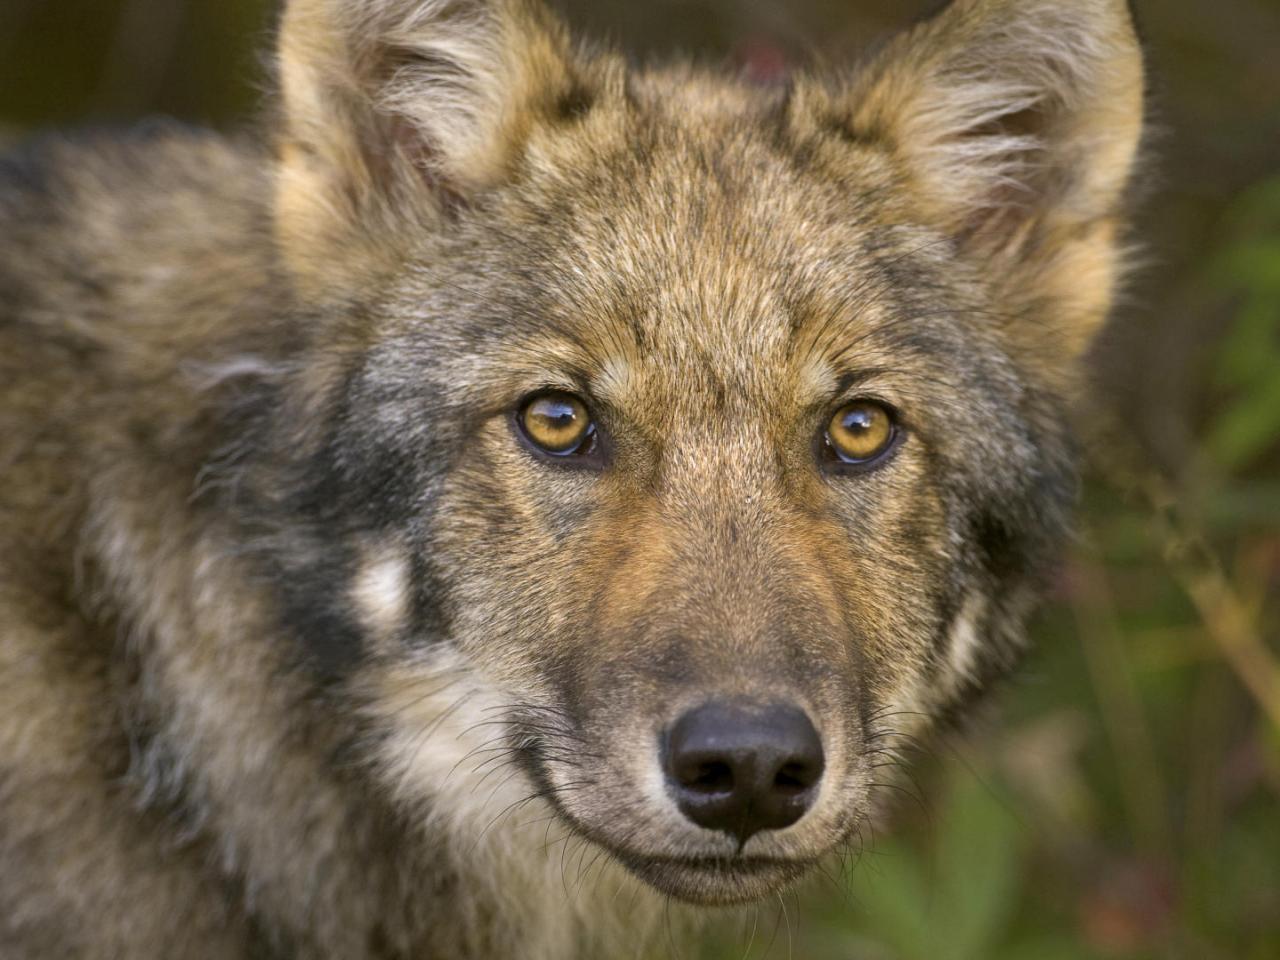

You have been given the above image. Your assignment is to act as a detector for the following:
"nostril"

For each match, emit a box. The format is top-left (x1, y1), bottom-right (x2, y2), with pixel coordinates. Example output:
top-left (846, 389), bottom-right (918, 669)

top-left (773, 761), bottom-right (814, 794)
top-left (687, 760), bottom-right (734, 794)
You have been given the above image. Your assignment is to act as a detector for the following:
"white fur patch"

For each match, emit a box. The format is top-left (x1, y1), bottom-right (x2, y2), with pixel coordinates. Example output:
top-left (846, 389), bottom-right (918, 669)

top-left (372, 651), bottom-right (675, 960)
top-left (182, 355), bottom-right (290, 390)
top-left (592, 354), bottom-right (633, 402)
top-left (946, 592), bottom-right (988, 688)
top-left (351, 545), bottom-right (411, 638)
top-left (364, 0), bottom-right (545, 187)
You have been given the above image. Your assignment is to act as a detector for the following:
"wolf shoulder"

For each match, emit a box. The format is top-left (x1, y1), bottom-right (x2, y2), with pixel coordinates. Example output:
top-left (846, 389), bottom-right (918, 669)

top-left (0, 124), bottom-right (281, 459)
top-left (0, 124), bottom-right (279, 571)
top-left (0, 123), bottom-right (276, 343)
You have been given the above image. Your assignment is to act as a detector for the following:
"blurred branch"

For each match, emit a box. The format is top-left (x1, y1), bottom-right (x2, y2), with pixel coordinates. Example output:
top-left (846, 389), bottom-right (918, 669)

top-left (1144, 476), bottom-right (1280, 732)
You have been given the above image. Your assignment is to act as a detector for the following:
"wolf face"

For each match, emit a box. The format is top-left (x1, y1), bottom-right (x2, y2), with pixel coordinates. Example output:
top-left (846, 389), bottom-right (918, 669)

top-left (252, 0), bottom-right (1145, 908)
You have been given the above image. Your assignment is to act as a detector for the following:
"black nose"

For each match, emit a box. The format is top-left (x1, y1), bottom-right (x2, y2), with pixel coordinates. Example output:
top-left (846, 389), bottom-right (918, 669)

top-left (664, 701), bottom-right (825, 845)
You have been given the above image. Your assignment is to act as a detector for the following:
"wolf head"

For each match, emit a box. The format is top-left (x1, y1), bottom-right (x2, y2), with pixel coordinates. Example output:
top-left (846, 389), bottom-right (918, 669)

top-left (258, 0), bottom-right (1143, 905)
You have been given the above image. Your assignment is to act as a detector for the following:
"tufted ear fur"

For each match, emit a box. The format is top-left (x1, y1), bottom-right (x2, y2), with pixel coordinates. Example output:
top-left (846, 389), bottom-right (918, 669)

top-left (274, 0), bottom-right (582, 296)
top-left (841, 0), bottom-right (1146, 363)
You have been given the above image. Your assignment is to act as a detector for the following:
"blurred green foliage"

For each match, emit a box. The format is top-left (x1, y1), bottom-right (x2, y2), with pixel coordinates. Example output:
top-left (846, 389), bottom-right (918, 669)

top-left (1208, 181), bottom-right (1280, 472)
top-left (2, 2), bottom-right (1276, 958)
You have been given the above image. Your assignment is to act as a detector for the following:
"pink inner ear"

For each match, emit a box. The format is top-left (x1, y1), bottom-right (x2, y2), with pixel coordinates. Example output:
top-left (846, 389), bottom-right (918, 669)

top-left (955, 102), bottom-right (1056, 242)
top-left (377, 112), bottom-right (466, 216)
top-left (735, 39), bottom-right (791, 88)
top-left (384, 112), bottom-right (436, 178)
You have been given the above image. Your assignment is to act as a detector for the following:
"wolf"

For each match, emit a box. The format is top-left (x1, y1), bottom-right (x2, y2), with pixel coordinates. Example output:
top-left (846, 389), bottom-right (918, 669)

top-left (0, 0), bottom-right (1145, 956)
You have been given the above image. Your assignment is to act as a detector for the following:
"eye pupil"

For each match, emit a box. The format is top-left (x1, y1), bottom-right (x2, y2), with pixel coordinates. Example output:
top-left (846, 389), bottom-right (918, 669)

top-left (533, 401), bottom-right (576, 430)
top-left (841, 408), bottom-right (876, 434)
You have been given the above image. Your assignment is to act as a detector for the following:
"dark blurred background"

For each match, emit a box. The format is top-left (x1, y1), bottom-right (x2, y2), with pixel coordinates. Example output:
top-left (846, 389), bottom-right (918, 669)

top-left (3, 2), bottom-right (1276, 958)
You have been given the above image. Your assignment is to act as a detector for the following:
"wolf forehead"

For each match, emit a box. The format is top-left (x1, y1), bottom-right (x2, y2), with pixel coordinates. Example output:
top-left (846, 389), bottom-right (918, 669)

top-left (283, 0), bottom-right (1140, 415)
top-left (383, 111), bottom-right (988, 403)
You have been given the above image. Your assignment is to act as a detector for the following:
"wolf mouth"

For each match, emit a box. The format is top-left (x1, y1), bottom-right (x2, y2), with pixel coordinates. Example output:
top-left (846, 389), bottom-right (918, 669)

top-left (634, 855), bottom-right (811, 872)
top-left (618, 853), bottom-right (814, 905)
top-left (519, 741), bottom-right (824, 902)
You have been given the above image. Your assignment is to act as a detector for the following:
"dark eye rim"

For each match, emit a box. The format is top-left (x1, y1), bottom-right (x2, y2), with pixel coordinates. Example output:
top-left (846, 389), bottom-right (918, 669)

top-left (512, 390), bottom-right (606, 470)
top-left (816, 399), bottom-right (905, 475)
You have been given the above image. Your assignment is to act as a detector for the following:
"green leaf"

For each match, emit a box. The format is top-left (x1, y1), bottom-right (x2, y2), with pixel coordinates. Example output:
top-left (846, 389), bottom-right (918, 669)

top-left (1205, 369), bottom-right (1280, 470)
top-left (997, 935), bottom-right (1101, 960)
top-left (929, 771), bottom-right (1025, 960)
top-left (1214, 292), bottom-right (1280, 390)
top-left (846, 841), bottom-right (934, 960)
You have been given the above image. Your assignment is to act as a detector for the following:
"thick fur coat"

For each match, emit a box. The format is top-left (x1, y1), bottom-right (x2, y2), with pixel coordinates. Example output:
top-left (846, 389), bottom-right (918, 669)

top-left (0, 1), bottom-right (1144, 956)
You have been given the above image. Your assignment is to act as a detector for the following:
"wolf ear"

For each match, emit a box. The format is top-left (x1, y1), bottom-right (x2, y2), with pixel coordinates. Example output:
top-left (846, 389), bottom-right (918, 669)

top-left (843, 0), bottom-right (1145, 361)
top-left (275, 0), bottom-right (579, 295)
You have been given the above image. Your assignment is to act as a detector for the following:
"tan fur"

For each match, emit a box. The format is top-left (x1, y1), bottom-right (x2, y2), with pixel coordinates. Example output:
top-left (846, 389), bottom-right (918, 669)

top-left (0, 1), bottom-right (1145, 956)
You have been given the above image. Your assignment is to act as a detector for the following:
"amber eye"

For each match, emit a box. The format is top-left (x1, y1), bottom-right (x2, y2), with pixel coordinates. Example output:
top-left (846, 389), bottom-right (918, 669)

top-left (824, 400), bottom-right (897, 467)
top-left (518, 392), bottom-right (597, 457)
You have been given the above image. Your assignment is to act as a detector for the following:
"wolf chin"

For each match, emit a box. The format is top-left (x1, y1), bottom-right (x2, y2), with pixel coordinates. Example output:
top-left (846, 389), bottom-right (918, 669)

top-left (0, 0), bottom-right (1144, 957)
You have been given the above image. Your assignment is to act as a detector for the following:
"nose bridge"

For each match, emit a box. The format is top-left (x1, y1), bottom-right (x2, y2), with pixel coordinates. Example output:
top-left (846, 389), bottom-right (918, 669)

top-left (656, 420), bottom-right (784, 575)
top-left (581, 412), bottom-right (853, 712)
top-left (659, 429), bottom-right (785, 616)
top-left (633, 423), bottom-right (844, 684)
